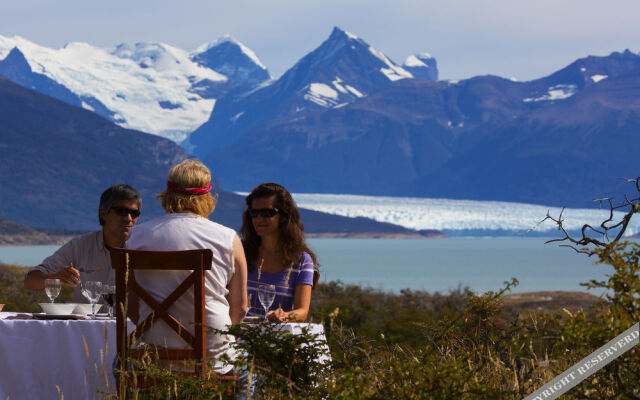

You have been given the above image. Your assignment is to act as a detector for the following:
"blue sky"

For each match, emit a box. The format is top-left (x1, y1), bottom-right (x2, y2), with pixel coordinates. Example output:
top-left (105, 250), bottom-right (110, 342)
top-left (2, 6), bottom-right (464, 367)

top-left (2, 0), bottom-right (639, 80)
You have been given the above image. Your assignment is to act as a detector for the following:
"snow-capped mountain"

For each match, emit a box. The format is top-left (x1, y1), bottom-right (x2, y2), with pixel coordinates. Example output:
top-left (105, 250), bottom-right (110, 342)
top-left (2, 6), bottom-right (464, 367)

top-left (403, 53), bottom-right (438, 81)
top-left (193, 48), bottom-right (640, 208)
top-left (0, 35), bottom-right (270, 142)
top-left (188, 27), bottom-right (423, 155)
top-left (191, 35), bottom-right (271, 93)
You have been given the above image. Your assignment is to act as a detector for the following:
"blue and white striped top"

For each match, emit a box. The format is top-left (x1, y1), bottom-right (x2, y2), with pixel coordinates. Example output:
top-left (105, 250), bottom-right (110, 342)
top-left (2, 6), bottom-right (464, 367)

top-left (246, 252), bottom-right (315, 317)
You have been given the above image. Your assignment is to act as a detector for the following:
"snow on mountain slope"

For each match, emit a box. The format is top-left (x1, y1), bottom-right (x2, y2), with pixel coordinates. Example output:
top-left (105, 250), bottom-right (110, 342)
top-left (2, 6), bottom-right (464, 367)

top-left (195, 35), bottom-right (267, 71)
top-left (191, 36), bottom-right (271, 92)
top-left (367, 45), bottom-right (413, 81)
top-left (189, 27), bottom-right (418, 157)
top-left (523, 84), bottom-right (578, 102)
top-left (275, 27), bottom-right (414, 111)
top-left (403, 53), bottom-right (438, 80)
top-left (289, 193), bottom-right (640, 235)
top-left (0, 35), bottom-right (268, 142)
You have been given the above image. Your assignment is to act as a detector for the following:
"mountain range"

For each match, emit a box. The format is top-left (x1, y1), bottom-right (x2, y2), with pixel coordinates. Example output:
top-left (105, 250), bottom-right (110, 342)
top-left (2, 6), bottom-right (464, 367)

top-left (189, 31), bottom-right (639, 208)
top-left (0, 76), bottom-right (432, 237)
top-left (1, 27), bottom-right (638, 209)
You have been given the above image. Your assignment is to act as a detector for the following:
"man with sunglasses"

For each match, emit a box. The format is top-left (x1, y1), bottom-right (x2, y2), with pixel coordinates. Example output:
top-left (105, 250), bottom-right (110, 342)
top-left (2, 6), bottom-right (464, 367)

top-left (24, 184), bottom-right (142, 302)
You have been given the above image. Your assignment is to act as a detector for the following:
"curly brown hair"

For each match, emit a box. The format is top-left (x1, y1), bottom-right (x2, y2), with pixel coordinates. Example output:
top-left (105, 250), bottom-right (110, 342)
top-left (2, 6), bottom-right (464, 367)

top-left (240, 183), bottom-right (318, 272)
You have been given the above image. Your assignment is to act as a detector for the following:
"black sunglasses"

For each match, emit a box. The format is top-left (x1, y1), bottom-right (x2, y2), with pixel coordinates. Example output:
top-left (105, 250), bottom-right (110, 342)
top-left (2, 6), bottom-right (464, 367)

top-left (111, 206), bottom-right (141, 218)
top-left (249, 207), bottom-right (279, 218)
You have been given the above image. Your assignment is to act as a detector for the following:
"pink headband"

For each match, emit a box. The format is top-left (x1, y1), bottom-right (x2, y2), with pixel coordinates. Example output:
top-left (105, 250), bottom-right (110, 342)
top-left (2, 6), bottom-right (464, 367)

top-left (166, 181), bottom-right (212, 195)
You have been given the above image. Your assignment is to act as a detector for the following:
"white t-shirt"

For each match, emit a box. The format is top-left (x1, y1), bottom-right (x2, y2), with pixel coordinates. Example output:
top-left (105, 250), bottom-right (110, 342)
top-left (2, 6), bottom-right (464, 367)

top-left (126, 212), bottom-right (237, 374)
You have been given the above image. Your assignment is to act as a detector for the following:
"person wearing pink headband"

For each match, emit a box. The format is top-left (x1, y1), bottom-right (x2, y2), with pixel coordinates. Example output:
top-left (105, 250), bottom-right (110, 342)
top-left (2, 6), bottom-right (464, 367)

top-left (166, 180), bottom-right (212, 195)
top-left (127, 159), bottom-right (248, 379)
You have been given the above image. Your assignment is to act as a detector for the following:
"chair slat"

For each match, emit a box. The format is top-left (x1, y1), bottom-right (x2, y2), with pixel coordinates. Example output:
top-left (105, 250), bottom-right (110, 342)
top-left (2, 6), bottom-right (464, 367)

top-left (128, 278), bottom-right (196, 345)
top-left (123, 249), bottom-right (212, 270)
top-left (110, 247), bottom-right (213, 392)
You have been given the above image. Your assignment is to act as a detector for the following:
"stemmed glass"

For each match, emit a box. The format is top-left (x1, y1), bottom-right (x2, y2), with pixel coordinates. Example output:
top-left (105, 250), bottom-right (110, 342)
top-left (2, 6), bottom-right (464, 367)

top-left (257, 284), bottom-right (276, 319)
top-left (44, 279), bottom-right (61, 303)
top-left (102, 284), bottom-right (116, 319)
top-left (82, 281), bottom-right (103, 319)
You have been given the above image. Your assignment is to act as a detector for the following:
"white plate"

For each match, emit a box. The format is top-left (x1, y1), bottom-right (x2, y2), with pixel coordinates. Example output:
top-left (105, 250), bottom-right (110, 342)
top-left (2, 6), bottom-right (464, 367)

top-left (38, 303), bottom-right (77, 315)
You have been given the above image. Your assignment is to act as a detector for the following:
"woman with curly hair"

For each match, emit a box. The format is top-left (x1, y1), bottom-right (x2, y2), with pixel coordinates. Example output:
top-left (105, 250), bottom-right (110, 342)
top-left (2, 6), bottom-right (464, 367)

top-left (241, 183), bottom-right (318, 322)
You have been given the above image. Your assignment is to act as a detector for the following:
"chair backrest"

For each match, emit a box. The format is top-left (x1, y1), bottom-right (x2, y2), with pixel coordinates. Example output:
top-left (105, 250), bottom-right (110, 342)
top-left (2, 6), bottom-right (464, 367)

top-left (110, 247), bottom-right (213, 383)
top-left (312, 268), bottom-right (320, 290)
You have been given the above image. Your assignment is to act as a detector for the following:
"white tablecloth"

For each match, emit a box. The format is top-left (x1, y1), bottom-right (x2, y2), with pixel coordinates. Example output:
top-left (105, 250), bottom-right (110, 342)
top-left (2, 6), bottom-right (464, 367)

top-left (0, 312), bottom-right (117, 400)
top-left (0, 313), bottom-right (330, 400)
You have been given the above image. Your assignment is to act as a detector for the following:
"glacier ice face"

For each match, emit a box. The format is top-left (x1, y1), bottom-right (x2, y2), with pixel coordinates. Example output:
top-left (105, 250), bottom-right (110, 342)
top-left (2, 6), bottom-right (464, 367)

top-left (289, 193), bottom-right (640, 235)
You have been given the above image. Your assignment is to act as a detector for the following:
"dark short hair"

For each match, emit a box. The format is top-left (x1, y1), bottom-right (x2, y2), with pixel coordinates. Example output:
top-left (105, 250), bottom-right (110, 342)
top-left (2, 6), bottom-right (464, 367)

top-left (98, 184), bottom-right (142, 225)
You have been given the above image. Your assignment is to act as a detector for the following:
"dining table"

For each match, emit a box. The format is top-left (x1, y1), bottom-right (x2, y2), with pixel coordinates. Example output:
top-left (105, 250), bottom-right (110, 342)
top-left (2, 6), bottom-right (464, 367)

top-left (0, 312), bottom-right (330, 399)
top-left (0, 311), bottom-right (118, 400)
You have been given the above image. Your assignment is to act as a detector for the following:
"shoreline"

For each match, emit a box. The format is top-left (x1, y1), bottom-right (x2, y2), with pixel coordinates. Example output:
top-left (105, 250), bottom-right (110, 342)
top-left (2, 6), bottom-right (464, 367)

top-left (1, 232), bottom-right (447, 246)
top-left (0, 235), bottom-right (76, 247)
top-left (306, 232), bottom-right (447, 239)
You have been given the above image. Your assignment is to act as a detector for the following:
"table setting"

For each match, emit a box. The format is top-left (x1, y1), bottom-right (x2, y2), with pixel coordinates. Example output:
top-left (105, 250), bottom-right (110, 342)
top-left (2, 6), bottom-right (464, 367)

top-left (243, 287), bottom-right (331, 365)
top-left (0, 279), bottom-right (121, 400)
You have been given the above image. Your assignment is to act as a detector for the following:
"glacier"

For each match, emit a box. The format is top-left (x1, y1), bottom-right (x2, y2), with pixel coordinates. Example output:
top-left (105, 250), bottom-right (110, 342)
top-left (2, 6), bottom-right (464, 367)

top-left (288, 193), bottom-right (640, 236)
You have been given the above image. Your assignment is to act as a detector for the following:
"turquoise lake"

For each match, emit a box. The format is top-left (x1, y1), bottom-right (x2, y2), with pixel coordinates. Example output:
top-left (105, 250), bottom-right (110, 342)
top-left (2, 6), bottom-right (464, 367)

top-left (0, 237), bottom-right (613, 294)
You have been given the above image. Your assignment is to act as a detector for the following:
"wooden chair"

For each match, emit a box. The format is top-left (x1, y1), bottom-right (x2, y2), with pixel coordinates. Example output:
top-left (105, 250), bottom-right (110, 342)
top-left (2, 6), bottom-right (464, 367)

top-left (110, 247), bottom-right (221, 391)
top-left (312, 268), bottom-right (320, 290)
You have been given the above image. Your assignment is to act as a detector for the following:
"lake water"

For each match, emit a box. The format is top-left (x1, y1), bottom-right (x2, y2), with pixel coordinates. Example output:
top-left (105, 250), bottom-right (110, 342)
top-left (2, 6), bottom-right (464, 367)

top-left (0, 237), bottom-right (612, 294)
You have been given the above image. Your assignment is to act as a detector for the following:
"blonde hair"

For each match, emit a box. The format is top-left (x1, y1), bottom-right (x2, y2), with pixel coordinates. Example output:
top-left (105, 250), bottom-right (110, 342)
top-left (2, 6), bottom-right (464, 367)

top-left (157, 159), bottom-right (217, 217)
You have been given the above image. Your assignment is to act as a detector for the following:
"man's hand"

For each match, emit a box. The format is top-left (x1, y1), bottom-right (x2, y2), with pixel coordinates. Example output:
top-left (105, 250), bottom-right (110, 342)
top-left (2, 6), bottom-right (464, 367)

top-left (25, 266), bottom-right (80, 290)
top-left (52, 266), bottom-right (81, 287)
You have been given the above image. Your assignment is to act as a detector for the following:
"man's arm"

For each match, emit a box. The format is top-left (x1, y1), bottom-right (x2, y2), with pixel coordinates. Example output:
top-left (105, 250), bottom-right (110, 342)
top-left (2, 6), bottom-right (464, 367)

top-left (24, 266), bottom-right (80, 290)
top-left (226, 235), bottom-right (248, 324)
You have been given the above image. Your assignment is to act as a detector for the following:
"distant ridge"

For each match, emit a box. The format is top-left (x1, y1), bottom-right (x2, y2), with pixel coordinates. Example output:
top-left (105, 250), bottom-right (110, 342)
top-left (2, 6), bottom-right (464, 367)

top-left (0, 76), bottom-right (189, 229)
top-left (0, 219), bottom-right (76, 245)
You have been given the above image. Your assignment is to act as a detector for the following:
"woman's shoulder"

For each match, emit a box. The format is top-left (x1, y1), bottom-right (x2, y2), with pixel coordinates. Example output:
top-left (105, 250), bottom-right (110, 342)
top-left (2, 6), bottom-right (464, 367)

top-left (294, 252), bottom-right (314, 269)
top-left (301, 251), bottom-right (313, 262)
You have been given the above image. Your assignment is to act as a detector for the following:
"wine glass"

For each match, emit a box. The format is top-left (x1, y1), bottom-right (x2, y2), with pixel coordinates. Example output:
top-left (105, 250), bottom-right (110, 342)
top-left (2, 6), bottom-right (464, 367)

top-left (257, 284), bottom-right (276, 319)
top-left (102, 284), bottom-right (116, 319)
top-left (44, 279), bottom-right (61, 303)
top-left (82, 281), bottom-right (103, 319)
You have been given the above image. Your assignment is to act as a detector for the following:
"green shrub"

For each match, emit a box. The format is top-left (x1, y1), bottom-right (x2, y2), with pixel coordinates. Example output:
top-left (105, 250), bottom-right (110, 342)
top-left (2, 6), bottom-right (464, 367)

top-left (0, 263), bottom-right (73, 312)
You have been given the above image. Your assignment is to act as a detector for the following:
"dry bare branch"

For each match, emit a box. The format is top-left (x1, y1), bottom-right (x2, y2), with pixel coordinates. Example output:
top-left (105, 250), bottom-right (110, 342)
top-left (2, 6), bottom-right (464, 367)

top-left (541, 177), bottom-right (640, 255)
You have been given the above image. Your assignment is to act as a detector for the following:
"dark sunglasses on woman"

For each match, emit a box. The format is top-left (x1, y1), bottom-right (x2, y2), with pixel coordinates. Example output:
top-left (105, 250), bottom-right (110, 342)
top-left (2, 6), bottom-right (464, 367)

top-left (249, 208), bottom-right (279, 218)
top-left (111, 206), bottom-right (141, 218)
